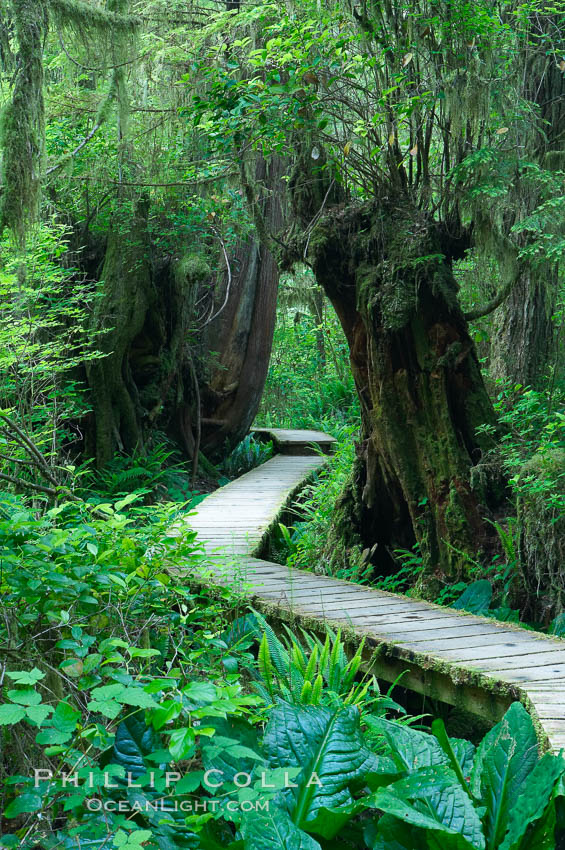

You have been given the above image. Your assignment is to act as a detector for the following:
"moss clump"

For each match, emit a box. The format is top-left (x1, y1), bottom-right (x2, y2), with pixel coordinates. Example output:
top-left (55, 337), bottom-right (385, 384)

top-left (173, 253), bottom-right (211, 289)
top-left (50, 0), bottom-right (140, 35)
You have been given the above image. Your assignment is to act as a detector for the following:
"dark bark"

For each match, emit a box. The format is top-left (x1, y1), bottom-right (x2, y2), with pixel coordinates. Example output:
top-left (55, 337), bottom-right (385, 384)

top-left (83, 155), bottom-right (282, 468)
top-left (85, 199), bottom-right (155, 467)
top-left (312, 286), bottom-right (326, 369)
top-left (304, 201), bottom-right (503, 578)
top-left (85, 200), bottom-right (210, 467)
top-left (198, 156), bottom-right (284, 458)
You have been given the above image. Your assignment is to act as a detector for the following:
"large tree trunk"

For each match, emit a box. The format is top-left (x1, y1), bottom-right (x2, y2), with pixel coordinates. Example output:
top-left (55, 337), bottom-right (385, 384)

top-left (86, 199), bottom-right (155, 467)
top-left (198, 156), bottom-right (284, 457)
top-left (85, 159), bottom-right (282, 468)
top-left (490, 268), bottom-right (555, 388)
top-left (305, 201), bottom-right (503, 578)
top-left (486, 43), bottom-right (564, 389)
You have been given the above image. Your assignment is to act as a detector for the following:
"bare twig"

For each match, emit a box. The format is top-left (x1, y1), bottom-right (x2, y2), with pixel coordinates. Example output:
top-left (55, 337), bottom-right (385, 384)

top-left (0, 414), bottom-right (58, 485)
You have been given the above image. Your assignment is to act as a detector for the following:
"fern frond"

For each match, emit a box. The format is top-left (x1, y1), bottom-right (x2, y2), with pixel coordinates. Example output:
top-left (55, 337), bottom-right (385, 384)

top-left (258, 633), bottom-right (275, 699)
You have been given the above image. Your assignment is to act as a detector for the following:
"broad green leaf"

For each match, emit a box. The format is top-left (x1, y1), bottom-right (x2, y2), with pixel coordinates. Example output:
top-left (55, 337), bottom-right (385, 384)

top-left (88, 698), bottom-right (122, 719)
top-left (499, 752), bottom-right (563, 850)
top-left (365, 813), bottom-right (425, 849)
top-left (202, 716), bottom-right (262, 783)
top-left (519, 798), bottom-right (556, 850)
top-left (452, 581), bottom-right (492, 614)
top-left (365, 755), bottom-right (402, 790)
top-left (182, 681), bottom-right (218, 704)
top-left (119, 687), bottom-right (157, 709)
top-left (4, 792), bottom-right (42, 818)
top-left (451, 738), bottom-right (476, 781)
top-left (106, 713), bottom-right (163, 778)
top-left (0, 703), bottom-right (26, 725)
top-left (241, 804), bottom-right (322, 849)
top-left (432, 719), bottom-right (473, 797)
top-left (470, 702), bottom-right (539, 849)
top-left (53, 701), bottom-right (81, 733)
top-left (26, 703), bottom-right (54, 725)
top-left (373, 767), bottom-right (484, 849)
top-left (7, 688), bottom-right (42, 706)
top-left (264, 701), bottom-right (376, 836)
top-left (169, 726), bottom-right (196, 760)
top-left (36, 727), bottom-right (73, 745)
top-left (5, 668), bottom-right (45, 685)
top-left (365, 715), bottom-right (448, 773)
top-left (151, 699), bottom-right (182, 730)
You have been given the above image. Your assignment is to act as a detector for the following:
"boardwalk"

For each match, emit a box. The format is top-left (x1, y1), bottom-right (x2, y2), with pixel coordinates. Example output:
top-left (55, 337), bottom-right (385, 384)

top-left (182, 428), bottom-right (565, 753)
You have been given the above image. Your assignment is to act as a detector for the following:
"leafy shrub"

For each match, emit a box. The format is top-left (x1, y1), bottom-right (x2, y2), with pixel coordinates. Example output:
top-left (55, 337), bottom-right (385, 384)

top-left (0, 222), bottom-right (102, 493)
top-left (276, 426), bottom-right (367, 581)
top-left (1, 489), bottom-right (563, 849)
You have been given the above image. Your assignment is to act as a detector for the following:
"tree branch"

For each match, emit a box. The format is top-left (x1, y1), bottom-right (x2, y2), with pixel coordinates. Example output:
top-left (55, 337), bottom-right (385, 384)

top-left (0, 471), bottom-right (56, 496)
top-left (46, 123), bottom-right (102, 176)
top-left (463, 275), bottom-right (518, 321)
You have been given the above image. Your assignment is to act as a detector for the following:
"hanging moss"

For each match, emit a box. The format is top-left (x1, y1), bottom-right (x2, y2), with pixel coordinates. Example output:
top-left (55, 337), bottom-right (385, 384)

top-left (49, 0), bottom-right (139, 35)
top-left (0, 0), bottom-right (139, 239)
top-left (0, 0), bottom-right (48, 239)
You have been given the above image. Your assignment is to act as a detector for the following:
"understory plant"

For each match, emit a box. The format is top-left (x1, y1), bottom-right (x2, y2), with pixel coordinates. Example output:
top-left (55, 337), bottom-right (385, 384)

top-left (275, 426), bottom-right (367, 582)
top-left (1, 490), bottom-right (564, 849)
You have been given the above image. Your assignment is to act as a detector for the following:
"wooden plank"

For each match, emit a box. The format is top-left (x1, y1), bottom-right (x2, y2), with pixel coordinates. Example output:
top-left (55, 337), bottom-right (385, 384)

top-left (402, 632), bottom-right (551, 652)
top-left (424, 643), bottom-right (565, 664)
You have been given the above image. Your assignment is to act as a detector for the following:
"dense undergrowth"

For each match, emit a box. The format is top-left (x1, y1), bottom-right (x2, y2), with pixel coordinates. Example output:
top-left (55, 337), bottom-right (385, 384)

top-left (1, 489), bottom-right (565, 849)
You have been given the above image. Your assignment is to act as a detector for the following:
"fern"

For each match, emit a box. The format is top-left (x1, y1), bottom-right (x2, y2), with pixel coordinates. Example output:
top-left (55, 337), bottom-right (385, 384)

top-left (248, 612), bottom-right (386, 715)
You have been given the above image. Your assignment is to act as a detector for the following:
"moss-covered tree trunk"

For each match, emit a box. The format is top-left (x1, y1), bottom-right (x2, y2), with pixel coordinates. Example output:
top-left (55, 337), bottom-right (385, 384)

top-left (85, 199), bottom-right (155, 466)
top-left (305, 202), bottom-right (503, 578)
top-left (490, 268), bottom-right (555, 388)
top-left (85, 199), bottom-right (211, 467)
top-left (84, 166), bottom-right (281, 469)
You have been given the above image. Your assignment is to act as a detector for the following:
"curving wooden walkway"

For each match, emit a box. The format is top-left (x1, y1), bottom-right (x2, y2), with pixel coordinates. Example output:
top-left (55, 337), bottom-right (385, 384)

top-left (181, 428), bottom-right (565, 753)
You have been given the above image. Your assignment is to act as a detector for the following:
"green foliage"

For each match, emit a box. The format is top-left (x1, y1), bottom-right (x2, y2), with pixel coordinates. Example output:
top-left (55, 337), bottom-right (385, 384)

top-left (248, 612), bottom-right (404, 717)
top-left (257, 273), bottom-right (359, 432)
top-left (0, 221), bottom-right (104, 493)
top-left (81, 436), bottom-right (202, 506)
top-left (220, 434), bottom-right (274, 481)
top-left (273, 426), bottom-right (367, 580)
top-left (0, 486), bottom-right (564, 848)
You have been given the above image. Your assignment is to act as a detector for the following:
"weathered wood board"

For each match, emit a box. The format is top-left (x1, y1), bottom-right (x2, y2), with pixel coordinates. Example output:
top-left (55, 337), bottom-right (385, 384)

top-left (177, 430), bottom-right (565, 753)
top-left (251, 427), bottom-right (336, 455)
